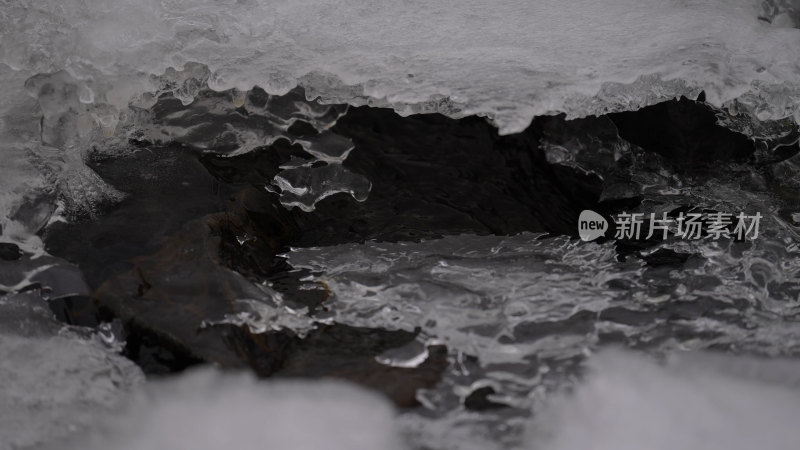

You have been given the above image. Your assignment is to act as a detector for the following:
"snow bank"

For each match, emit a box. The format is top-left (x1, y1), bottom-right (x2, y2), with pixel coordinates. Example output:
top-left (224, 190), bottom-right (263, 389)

top-left (51, 369), bottom-right (404, 450)
top-left (528, 349), bottom-right (800, 450)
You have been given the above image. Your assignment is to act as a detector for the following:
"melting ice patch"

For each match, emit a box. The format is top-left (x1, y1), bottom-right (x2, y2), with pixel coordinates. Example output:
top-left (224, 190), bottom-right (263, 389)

top-left (286, 230), bottom-right (800, 364)
top-left (284, 223), bottom-right (800, 448)
top-left (288, 234), bottom-right (633, 364)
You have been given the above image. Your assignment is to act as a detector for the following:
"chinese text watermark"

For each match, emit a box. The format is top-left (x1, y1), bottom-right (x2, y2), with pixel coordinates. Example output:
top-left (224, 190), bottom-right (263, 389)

top-left (579, 210), bottom-right (761, 242)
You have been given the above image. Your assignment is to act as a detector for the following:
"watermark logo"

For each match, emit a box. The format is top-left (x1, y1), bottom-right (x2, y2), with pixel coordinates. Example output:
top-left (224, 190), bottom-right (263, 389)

top-left (578, 210), bottom-right (609, 242)
top-left (578, 210), bottom-right (762, 242)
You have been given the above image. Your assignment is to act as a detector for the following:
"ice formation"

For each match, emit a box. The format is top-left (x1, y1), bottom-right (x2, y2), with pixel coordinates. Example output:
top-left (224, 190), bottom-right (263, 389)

top-left (1, 0), bottom-right (799, 235)
top-left (2, 0), bottom-right (799, 133)
top-left (284, 191), bottom-right (800, 448)
top-left (132, 84), bottom-right (372, 211)
top-left (287, 228), bottom-right (800, 365)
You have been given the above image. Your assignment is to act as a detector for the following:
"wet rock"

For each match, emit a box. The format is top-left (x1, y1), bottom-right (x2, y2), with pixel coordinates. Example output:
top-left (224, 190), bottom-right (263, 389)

top-left (269, 328), bottom-right (448, 408)
top-left (609, 97), bottom-right (755, 175)
top-left (599, 307), bottom-right (658, 327)
top-left (44, 144), bottom-right (241, 288)
top-left (122, 321), bottom-right (204, 375)
top-left (642, 248), bottom-right (693, 267)
top-left (0, 242), bottom-right (21, 260)
top-left (201, 106), bottom-right (608, 243)
top-left (48, 295), bottom-right (98, 327)
top-left (316, 108), bottom-right (603, 241)
top-left (91, 207), bottom-right (280, 370)
top-left (464, 386), bottom-right (508, 411)
top-left (88, 196), bottom-right (447, 405)
top-left (42, 106), bottom-right (616, 408)
top-left (31, 264), bottom-right (91, 300)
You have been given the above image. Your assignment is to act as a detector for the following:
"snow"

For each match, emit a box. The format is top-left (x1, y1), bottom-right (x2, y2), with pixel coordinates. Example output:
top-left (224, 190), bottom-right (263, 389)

top-left (1, 0), bottom-right (799, 135)
top-left (50, 369), bottom-right (404, 450)
top-left (0, 293), bottom-right (144, 450)
top-left (528, 349), bottom-right (800, 450)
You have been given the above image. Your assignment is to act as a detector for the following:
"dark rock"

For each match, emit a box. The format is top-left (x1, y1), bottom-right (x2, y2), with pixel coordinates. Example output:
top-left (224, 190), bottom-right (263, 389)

top-left (642, 248), bottom-right (692, 267)
top-left (44, 145), bottom-right (241, 288)
top-left (200, 105), bottom-right (608, 244)
top-left (0, 242), bottom-right (21, 261)
top-left (313, 107), bottom-right (604, 241)
top-left (88, 198), bottom-right (447, 405)
top-left (90, 207), bottom-right (281, 370)
top-left (122, 321), bottom-right (205, 375)
top-left (599, 307), bottom-right (658, 327)
top-left (609, 97), bottom-right (755, 175)
top-left (48, 295), bottom-right (98, 327)
top-left (464, 386), bottom-right (508, 411)
top-left (30, 264), bottom-right (91, 300)
top-left (271, 329), bottom-right (448, 408)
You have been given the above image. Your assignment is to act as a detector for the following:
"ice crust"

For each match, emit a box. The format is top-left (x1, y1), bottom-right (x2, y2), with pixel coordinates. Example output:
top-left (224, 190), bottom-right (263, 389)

top-left (284, 178), bottom-right (800, 448)
top-left (2, 0), bottom-right (800, 233)
top-left (2, 0), bottom-right (800, 135)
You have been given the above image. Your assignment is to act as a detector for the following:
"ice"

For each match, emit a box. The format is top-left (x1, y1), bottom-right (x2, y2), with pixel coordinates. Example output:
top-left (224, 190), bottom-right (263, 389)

top-left (376, 339), bottom-right (431, 369)
top-left (285, 202), bottom-right (800, 448)
top-left (273, 164), bottom-right (372, 212)
top-left (0, 65), bottom-right (122, 252)
top-left (46, 368), bottom-right (404, 450)
top-left (0, 67), bottom-right (369, 239)
top-left (0, 332), bottom-right (144, 450)
top-left (287, 227), bottom-right (800, 366)
top-left (201, 297), bottom-right (318, 337)
top-left (2, 0), bottom-right (799, 136)
top-left (3, 0), bottom-right (800, 234)
top-left (132, 86), bottom-right (371, 211)
top-left (528, 349), bottom-right (800, 450)
top-left (287, 234), bottom-right (633, 364)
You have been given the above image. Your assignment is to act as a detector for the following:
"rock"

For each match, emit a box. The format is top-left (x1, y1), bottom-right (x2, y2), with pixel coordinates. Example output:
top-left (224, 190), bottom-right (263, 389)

top-left (0, 242), bottom-right (21, 260)
top-left (464, 386), bottom-right (508, 411)
top-left (89, 198), bottom-right (447, 405)
top-left (609, 97), bottom-right (754, 175)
